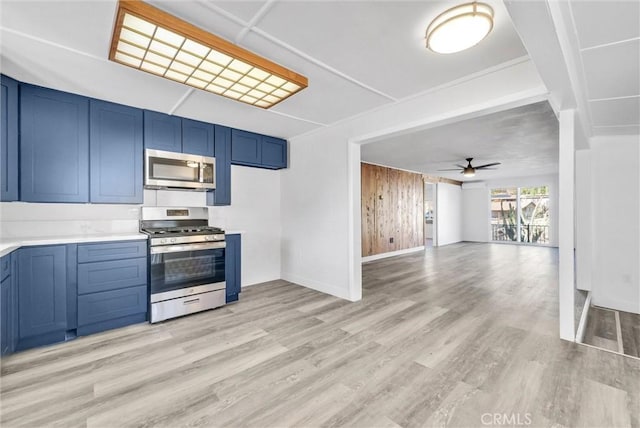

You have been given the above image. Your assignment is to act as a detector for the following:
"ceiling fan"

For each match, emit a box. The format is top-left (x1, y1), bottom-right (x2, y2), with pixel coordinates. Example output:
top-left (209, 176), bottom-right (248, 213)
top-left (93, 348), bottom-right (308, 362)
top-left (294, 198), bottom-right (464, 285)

top-left (438, 158), bottom-right (501, 177)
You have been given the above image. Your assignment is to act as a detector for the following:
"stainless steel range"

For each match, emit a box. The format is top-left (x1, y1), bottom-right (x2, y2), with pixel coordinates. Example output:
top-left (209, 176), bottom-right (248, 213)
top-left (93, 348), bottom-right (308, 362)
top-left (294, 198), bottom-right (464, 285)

top-left (140, 207), bottom-right (226, 323)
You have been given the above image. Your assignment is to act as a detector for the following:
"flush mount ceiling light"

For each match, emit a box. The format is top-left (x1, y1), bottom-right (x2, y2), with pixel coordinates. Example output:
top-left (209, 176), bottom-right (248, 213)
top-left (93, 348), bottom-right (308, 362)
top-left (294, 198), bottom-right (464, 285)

top-left (425, 2), bottom-right (494, 54)
top-left (109, 0), bottom-right (308, 109)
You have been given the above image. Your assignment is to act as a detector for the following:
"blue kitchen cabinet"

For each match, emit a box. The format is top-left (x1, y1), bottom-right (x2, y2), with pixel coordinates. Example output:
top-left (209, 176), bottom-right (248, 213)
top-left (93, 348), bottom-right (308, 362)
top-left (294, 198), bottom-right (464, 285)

top-left (231, 129), bottom-right (261, 166)
top-left (225, 234), bottom-right (241, 303)
top-left (182, 118), bottom-right (214, 157)
top-left (143, 110), bottom-right (182, 152)
top-left (207, 125), bottom-right (231, 206)
top-left (1, 252), bottom-right (17, 355)
top-left (17, 245), bottom-right (68, 350)
top-left (1, 75), bottom-right (19, 201)
top-left (90, 100), bottom-right (143, 204)
top-left (76, 240), bottom-right (148, 336)
top-left (20, 84), bottom-right (89, 203)
top-left (231, 129), bottom-right (288, 170)
top-left (261, 136), bottom-right (287, 169)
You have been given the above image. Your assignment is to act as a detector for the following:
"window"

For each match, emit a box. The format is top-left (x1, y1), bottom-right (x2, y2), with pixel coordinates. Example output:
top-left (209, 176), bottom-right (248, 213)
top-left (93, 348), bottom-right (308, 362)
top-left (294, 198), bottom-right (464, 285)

top-left (491, 186), bottom-right (550, 244)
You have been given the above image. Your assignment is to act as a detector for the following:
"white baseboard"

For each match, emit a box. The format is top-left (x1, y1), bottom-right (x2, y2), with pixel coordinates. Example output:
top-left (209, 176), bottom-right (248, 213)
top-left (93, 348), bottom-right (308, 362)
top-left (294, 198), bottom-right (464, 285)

top-left (281, 271), bottom-right (354, 301)
top-left (575, 291), bottom-right (592, 343)
top-left (362, 246), bottom-right (425, 263)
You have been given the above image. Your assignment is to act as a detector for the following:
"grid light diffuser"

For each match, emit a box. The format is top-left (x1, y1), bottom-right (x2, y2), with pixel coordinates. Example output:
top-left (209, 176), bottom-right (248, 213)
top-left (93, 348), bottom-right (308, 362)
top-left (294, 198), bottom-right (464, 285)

top-left (109, 0), bottom-right (308, 109)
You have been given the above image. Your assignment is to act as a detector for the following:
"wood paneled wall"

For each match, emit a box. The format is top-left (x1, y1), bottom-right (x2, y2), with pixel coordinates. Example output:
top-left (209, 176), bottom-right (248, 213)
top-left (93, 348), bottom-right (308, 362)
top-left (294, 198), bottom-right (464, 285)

top-left (361, 163), bottom-right (424, 257)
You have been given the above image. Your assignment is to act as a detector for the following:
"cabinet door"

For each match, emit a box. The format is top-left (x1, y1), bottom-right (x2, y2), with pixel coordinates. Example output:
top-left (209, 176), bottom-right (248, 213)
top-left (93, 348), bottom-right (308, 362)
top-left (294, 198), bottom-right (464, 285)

top-left (182, 118), bottom-right (214, 156)
top-left (262, 136), bottom-right (287, 169)
top-left (18, 246), bottom-right (67, 338)
top-left (1, 276), bottom-right (11, 355)
top-left (143, 110), bottom-right (182, 152)
top-left (207, 125), bottom-right (231, 206)
top-left (225, 234), bottom-right (241, 303)
top-left (20, 85), bottom-right (89, 203)
top-left (90, 100), bottom-right (143, 203)
top-left (1, 75), bottom-right (19, 201)
top-left (231, 129), bottom-right (261, 165)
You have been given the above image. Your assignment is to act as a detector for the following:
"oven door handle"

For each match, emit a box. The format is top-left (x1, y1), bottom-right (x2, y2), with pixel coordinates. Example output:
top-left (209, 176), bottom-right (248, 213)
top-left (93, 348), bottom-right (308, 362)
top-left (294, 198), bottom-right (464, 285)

top-left (150, 241), bottom-right (226, 254)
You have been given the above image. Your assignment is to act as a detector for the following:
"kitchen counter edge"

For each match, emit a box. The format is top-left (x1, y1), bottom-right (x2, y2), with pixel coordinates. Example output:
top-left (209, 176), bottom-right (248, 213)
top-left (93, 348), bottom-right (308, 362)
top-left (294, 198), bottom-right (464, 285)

top-left (0, 233), bottom-right (149, 258)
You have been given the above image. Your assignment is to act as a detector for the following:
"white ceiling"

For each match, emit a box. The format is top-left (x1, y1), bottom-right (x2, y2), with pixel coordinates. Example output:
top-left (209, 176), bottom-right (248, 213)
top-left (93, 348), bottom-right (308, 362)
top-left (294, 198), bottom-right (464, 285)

top-left (0, 0), bottom-right (528, 139)
top-left (361, 101), bottom-right (559, 182)
top-left (567, 0), bottom-right (640, 135)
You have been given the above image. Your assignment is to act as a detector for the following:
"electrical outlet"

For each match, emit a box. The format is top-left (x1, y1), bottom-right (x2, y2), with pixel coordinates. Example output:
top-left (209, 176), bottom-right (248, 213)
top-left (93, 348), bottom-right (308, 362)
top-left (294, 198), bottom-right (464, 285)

top-left (389, 237), bottom-right (394, 243)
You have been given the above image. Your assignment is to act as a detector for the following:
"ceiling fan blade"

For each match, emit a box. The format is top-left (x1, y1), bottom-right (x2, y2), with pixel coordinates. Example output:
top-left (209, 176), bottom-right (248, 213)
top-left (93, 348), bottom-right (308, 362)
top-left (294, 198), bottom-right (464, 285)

top-left (454, 164), bottom-right (467, 169)
top-left (437, 168), bottom-right (462, 171)
top-left (475, 162), bottom-right (501, 169)
top-left (479, 168), bottom-right (498, 170)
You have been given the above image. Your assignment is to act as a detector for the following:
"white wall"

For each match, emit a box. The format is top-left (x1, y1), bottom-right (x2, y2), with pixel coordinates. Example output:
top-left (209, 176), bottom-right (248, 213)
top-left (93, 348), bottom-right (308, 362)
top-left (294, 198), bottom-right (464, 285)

top-left (462, 182), bottom-right (490, 242)
top-left (589, 135), bottom-right (640, 314)
top-left (575, 149), bottom-right (592, 291)
top-left (0, 165), bottom-right (282, 288)
top-left (281, 59), bottom-right (547, 301)
top-left (436, 183), bottom-right (462, 246)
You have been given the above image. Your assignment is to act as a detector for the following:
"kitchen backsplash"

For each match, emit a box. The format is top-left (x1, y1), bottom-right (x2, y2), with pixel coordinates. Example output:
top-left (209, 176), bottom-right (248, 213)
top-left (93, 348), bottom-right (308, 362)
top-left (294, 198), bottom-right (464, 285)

top-left (0, 189), bottom-right (219, 239)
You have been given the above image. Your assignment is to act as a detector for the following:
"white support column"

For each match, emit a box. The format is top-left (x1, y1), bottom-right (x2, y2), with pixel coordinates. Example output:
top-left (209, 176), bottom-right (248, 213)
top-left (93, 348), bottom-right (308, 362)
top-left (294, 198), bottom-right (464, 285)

top-left (558, 109), bottom-right (576, 341)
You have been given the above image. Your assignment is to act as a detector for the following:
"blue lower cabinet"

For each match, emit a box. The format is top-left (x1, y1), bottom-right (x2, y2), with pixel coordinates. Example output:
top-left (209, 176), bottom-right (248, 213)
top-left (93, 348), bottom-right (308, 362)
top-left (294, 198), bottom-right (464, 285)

top-left (76, 240), bottom-right (148, 336)
top-left (1, 274), bottom-right (12, 355)
top-left (225, 234), bottom-right (241, 303)
top-left (17, 245), bottom-right (68, 350)
top-left (77, 286), bottom-right (147, 336)
top-left (78, 257), bottom-right (147, 294)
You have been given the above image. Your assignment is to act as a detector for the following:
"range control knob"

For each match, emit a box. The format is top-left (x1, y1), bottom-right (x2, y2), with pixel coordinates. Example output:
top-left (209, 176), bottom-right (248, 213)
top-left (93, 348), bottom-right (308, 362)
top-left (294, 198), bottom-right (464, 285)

top-left (205, 235), bottom-right (214, 241)
top-left (160, 238), bottom-right (167, 244)
top-left (170, 238), bottom-right (176, 243)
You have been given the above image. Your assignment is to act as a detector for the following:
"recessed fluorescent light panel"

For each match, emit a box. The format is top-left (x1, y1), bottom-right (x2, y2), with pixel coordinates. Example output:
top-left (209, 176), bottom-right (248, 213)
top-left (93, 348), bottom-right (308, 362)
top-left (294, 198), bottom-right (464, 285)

top-left (109, 0), bottom-right (308, 108)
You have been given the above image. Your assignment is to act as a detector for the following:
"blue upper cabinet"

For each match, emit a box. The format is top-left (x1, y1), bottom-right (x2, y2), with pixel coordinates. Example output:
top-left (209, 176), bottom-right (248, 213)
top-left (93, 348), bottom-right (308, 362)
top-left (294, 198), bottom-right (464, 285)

top-left (182, 118), bottom-right (214, 157)
top-left (90, 100), bottom-right (143, 204)
top-left (231, 129), bottom-right (287, 170)
top-left (1, 75), bottom-right (19, 201)
top-left (143, 110), bottom-right (182, 152)
top-left (207, 125), bottom-right (231, 206)
top-left (20, 84), bottom-right (89, 203)
top-left (262, 136), bottom-right (287, 169)
top-left (231, 129), bottom-right (261, 165)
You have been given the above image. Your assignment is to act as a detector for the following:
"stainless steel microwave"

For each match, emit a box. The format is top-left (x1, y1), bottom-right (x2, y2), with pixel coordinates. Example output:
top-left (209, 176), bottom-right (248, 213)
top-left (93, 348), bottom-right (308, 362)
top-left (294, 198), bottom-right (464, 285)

top-left (145, 149), bottom-right (216, 191)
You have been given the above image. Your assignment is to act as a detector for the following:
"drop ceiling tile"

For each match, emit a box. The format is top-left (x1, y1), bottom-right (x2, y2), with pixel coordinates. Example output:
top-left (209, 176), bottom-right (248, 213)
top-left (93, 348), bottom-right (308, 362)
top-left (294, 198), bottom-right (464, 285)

top-left (210, 1), bottom-right (268, 23)
top-left (253, 0), bottom-right (527, 99)
top-left (582, 39), bottom-right (640, 99)
top-left (241, 32), bottom-right (393, 125)
top-left (0, 29), bottom-right (198, 114)
top-left (590, 97), bottom-right (640, 127)
top-left (173, 90), bottom-right (319, 138)
top-left (147, 0), bottom-right (245, 43)
top-left (0, 1), bottom-right (116, 56)
top-left (570, 0), bottom-right (640, 49)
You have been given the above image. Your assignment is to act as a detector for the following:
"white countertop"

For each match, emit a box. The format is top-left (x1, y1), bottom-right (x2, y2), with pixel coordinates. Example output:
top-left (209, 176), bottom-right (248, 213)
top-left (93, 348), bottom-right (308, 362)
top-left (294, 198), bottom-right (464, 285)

top-left (0, 233), bottom-right (148, 258)
top-left (225, 230), bottom-right (244, 235)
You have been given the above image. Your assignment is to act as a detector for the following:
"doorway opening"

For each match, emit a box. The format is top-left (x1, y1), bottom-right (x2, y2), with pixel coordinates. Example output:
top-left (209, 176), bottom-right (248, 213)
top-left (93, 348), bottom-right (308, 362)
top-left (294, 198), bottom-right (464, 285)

top-left (424, 181), bottom-right (437, 248)
top-left (490, 186), bottom-right (550, 245)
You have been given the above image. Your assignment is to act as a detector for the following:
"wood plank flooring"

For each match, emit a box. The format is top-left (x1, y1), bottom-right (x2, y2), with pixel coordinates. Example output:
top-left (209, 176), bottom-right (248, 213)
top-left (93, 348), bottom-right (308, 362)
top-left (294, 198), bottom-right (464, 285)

top-left (584, 305), bottom-right (640, 358)
top-left (1, 243), bottom-right (639, 427)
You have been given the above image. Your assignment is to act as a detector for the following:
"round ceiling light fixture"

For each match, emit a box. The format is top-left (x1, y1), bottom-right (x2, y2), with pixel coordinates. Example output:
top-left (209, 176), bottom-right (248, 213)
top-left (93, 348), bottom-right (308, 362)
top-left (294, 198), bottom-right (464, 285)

top-left (425, 2), bottom-right (494, 54)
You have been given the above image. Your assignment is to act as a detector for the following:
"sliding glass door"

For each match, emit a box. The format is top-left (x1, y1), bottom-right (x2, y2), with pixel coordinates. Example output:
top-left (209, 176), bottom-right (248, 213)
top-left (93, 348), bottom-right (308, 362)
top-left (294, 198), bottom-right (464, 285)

top-left (491, 186), bottom-right (550, 244)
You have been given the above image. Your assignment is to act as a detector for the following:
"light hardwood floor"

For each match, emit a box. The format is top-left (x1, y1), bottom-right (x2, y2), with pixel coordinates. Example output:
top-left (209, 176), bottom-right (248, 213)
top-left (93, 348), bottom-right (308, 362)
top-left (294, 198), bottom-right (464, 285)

top-left (1, 243), bottom-right (639, 427)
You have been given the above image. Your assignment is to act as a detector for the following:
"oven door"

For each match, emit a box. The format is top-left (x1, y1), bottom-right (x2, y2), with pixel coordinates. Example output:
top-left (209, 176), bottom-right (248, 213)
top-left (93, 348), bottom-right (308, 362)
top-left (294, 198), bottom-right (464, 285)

top-left (149, 241), bottom-right (225, 301)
